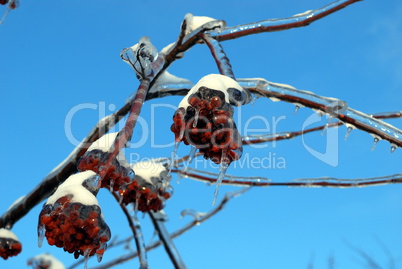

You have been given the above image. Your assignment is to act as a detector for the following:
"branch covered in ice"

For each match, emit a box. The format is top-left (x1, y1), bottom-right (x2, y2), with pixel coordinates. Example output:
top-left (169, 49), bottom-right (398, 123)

top-left (110, 192), bottom-right (148, 269)
top-left (0, 0), bottom-right (18, 24)
top-left (149, 211), bottom-right (186, 269)
top-left (201, 34), bottom-right (235, 79)
top-left (84, 189), bottom-right (246, 269)
top-left (211, 0), bottom-right (361, 41)
top-left (173, 168), bottom-right (402, 188)
top-left (242, 111), bottom-right (402, 146)
top-left (239, 78), bottom-right (402, 149)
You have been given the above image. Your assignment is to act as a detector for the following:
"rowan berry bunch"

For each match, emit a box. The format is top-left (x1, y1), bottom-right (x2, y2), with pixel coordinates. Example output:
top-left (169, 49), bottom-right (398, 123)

top-left (38, 171), bottom-right (110, 261)
top-left (171, 74), bottom-right (246, 165)
top-left (0, 228), bottom-right (22, 260)
top-left (119, 160), bottom-right (173, 212)
top-left (78, 132), bottom-right (133, 191)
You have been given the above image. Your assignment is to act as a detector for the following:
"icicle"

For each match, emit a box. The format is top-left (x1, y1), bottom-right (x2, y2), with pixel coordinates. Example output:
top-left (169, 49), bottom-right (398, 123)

top-left (250, 94), bottom-right (261, 105)
top-left (134, 192), bottom-right (141, 212)
top-left (193, 109), bottom-right (200, 127)
top-left (84, 248), bottom-right (91, 269)
top-left (294, 105), bottom-right (300, 115)
top-left (187, 145), bottom-right (197, 166)
top-left (371, 137), bottom-right (380, 151)
top-left (344, 127), bottom-right (353, 141)
top-left (212, 162), bottom-right (229, 206)
top-left (321, 123), bottom-right (329, 135)
top-left (37, 224), bottom-right (45, 248)
top-left (168, 141), bottom-right (180, 176)
top-left (390, 144), bottom-right (397, 153)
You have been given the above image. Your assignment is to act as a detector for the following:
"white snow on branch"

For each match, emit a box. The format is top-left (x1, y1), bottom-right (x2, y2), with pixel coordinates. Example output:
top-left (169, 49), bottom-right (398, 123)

top-left (132, 160), bottom-right (169, 187)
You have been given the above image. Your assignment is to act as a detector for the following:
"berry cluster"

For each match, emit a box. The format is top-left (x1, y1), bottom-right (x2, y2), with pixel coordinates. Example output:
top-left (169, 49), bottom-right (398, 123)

top-left (0, 229), bottom-right (22, 260)
top-left (119, 161), bottom-right (173, 212)
top-left (171, 86), bottom-right (243, 164)
top-left (78, 132), bottom-right (133, 191)
top-left (38, 171), bottom-right (110, 261)
top-left (78, 149), bottom-right (133, 191)
top-left (39, 196), bottom-right (110, 260)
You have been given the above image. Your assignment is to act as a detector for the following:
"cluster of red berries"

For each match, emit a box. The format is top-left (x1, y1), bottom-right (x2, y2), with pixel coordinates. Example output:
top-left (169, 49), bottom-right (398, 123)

top-left (38, 195), bottom-right (110, 260)
top-left (78, 149), bottom-right (133, 191)
top-left (171, 86), bottom-right (243, 164)
top-left (119, 161), bottom-right (172, 212)
top-left (0, 230), bottom-right (22, 260)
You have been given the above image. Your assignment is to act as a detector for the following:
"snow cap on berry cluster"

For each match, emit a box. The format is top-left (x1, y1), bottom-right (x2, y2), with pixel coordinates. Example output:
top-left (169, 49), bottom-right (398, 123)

top-left (178, 74), bottom-right (251, 109)
top-left (0, 228), bottom-right (22, 260)
top-left (28, 253), bottom-right (65, 269)
top-left (46, 171), bottom-right (99, 206)
top-left (132, 160), bottom-right (170, 189)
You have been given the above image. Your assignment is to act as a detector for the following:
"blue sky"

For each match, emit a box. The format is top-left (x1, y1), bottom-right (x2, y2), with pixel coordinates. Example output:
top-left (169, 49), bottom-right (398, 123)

top-left (1, 0), bottom-right (402, 268)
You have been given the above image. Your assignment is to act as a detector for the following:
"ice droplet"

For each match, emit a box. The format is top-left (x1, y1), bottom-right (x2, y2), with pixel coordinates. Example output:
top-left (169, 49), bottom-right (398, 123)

top-left (212, 162), bottom-right (229, 206)
top-left (371, 137), bottom-right (380, 151)
top-left (37, 224), bottom-right (45, 248)
top-left (294, 105), bottom-right (300, 115)
top-left (390, 144), bottom-right (397, 153)
top-left (193, 109), bottom-right (200, 127)
top-left (321, 123), bottom-right (329, 135)
top-left (344, 127), bottom-right (353, 141)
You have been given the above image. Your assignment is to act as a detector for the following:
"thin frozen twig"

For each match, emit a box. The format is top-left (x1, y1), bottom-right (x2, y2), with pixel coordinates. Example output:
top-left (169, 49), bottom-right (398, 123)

top-left (239, 78), bottom-right (402, 148)
top-left (173, 168), bottom-right (402, 188)
top-left (242, 111), bottom-right (402, 146)
top-left (212, 0), bottom-right (361, 41)
top-left (148, 211), bottom-right (187, 269)
top-left (110, 192), bottom-right (148, 269)
top-left (201, 33), bottom-right (235, 79)
top-left (87, 189), bottom-right (247, 269)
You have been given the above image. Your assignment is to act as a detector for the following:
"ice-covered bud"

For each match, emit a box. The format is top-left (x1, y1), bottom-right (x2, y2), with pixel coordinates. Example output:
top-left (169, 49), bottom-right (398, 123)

top-left (120, 36), bottom-right (160, 79)
top-left (171, 74), bottom-right (245, 164)
top-left (38, 171), bottom-right (111, 262)
top-left (78, 132), bottom-right (134, 191)
top-left (27, 253), bottom-right (65, 269)
top-left (119, 160), bottom-right (173, 212)
top-left (183, 13), bottom-right (226, 35)
top-left (0, 228), bottom-right (22, 260)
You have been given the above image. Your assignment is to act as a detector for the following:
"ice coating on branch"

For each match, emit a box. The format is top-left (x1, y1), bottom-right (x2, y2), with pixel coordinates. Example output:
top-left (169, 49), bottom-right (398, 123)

top-left (237, 78), bottom-right (402, 148)
top-left (28, 253), bottom-right (65, 269)
top-left (150, 71), bottom-right (193, 94)
top-left (0, 228), bottom-right (22, 260)
top-left (46, 171), bottom-right (99, 206)
top-left (120, 36), bottom-right (163, 80)
top-left (119, 159), bottom-right (173, 212)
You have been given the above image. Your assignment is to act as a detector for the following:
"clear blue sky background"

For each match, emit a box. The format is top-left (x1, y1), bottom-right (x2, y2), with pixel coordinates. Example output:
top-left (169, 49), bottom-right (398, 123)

top-left (1, 1), bottom-right (402, 268)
